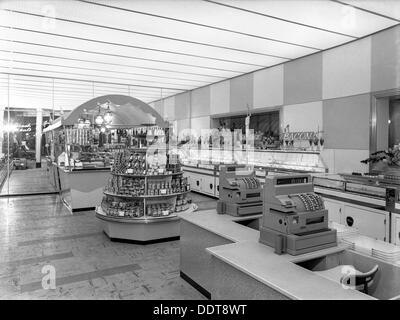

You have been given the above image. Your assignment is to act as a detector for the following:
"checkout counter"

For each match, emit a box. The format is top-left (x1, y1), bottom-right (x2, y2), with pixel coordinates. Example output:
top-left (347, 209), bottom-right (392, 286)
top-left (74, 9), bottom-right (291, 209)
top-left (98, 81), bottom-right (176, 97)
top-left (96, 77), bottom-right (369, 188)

top-left (180, 173), bottom-right (400, 300)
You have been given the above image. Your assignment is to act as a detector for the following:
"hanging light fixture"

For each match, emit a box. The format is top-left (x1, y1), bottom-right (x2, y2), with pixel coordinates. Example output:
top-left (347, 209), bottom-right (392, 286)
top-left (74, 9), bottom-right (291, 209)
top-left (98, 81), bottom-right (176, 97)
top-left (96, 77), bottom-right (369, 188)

top-left (95, 115), bottom-right (104, 125)
top-left (95, 103), bottom-right (104, 125)
top-left (104, 102), bottom-right (113, 124)
top-left (100, 126), bottom-right (106, 133)
top-left (77, 117), bottom-right (85, 129)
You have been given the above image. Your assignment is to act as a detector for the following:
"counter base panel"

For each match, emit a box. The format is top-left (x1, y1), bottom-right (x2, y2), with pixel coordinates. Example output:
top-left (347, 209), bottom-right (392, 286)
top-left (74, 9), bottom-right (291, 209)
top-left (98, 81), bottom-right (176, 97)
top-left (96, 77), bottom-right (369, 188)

top-left (180, 271), bottom-right (211, 300)
top-left (211, 256), bottom-right (290, 300)
top-left (107, 231), bottom-right (179, 245)
top-left (100, 219), bottom-right (180, 243)
top-left (59, 168), bottom-right (110, 211)
top-left (180, 219), bottom-right (233, 296)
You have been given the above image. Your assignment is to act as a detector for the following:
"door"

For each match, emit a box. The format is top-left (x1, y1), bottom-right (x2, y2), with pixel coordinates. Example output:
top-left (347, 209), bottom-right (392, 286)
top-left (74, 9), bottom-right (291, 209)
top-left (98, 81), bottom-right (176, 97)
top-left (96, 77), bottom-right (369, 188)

top-left (342, 204), bottom-right (388, 241)
top-left (323, 198), bottom-right (343, 224)
top-left (201, 174), bottom-right (215, 197)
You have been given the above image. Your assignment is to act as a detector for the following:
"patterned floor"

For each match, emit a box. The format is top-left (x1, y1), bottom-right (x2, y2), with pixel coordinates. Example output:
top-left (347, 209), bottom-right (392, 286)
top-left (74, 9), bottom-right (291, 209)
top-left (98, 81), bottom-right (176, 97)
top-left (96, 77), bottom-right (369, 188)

top-left (0, 192), bottom-right (215, 300)
top-left (0, 167), bottom-right (57, 195)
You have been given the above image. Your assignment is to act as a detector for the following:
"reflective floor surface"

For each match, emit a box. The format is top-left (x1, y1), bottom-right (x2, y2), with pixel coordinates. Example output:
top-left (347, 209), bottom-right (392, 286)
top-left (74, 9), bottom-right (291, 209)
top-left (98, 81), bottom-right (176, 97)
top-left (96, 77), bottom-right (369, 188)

top-left (0, 193), bottom-right (214, 300)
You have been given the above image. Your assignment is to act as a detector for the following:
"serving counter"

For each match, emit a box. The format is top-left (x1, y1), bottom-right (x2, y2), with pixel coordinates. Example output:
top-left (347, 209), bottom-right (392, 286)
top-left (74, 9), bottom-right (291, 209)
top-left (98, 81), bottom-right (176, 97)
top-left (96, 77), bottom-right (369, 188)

top-left (180, 209), bottom-right (378, 300)
top-left (182, 162), bottom-right (395, 244)
top-left (182, 148), bottom-right (327, 198)
top-left (58, 165), bottom-right (111, 212)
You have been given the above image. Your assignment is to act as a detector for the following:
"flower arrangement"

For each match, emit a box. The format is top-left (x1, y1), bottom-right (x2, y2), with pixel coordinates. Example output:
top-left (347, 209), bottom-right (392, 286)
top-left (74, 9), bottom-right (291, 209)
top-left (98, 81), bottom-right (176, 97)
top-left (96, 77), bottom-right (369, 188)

top-left (361, 144), bottom-right (400, 166)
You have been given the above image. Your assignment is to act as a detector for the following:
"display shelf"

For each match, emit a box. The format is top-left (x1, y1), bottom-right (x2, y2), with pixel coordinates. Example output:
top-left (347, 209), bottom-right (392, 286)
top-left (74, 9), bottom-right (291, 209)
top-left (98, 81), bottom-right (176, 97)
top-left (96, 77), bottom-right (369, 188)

top-left (98, 124), bottom-right (193, 243)
top-left (96, 206), bottom-right (178, 223)
top-left (112, 171), bottom-right (184, 178)
top-left (103, 189), bottom-right (191, 199)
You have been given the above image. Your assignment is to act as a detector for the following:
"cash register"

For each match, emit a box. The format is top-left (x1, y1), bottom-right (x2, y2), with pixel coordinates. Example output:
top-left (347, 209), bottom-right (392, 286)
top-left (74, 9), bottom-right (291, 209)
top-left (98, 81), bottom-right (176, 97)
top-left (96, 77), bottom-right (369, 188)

top-left (259, 174), bottom-right (337, 255)
top-left (217, 165), bottom-right (263, 216)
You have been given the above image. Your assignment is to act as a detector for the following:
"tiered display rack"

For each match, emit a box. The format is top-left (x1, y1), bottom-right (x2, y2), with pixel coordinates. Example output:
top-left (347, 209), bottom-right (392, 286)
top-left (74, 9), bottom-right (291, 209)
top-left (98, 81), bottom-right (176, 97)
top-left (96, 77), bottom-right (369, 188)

top-left (96, 130), bottom-right (196, 243)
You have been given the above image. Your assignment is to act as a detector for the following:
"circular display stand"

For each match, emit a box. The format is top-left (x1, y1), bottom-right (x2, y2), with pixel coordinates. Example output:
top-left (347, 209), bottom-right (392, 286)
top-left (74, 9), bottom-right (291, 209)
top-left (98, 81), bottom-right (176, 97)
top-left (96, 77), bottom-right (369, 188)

top-left (96, 203), bottom-right (197, 244)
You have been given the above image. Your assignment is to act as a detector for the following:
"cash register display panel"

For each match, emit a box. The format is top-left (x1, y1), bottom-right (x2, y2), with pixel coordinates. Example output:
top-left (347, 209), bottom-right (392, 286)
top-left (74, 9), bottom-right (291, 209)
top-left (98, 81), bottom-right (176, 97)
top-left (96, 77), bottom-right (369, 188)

top-left (276, 177), bottom-right (309, 185)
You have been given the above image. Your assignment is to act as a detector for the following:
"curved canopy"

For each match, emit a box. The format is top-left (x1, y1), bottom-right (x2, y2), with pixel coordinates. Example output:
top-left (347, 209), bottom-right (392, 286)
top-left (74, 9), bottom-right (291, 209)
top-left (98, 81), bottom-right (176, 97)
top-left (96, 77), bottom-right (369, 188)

top-left (63, 94), bottom-right (167, 128)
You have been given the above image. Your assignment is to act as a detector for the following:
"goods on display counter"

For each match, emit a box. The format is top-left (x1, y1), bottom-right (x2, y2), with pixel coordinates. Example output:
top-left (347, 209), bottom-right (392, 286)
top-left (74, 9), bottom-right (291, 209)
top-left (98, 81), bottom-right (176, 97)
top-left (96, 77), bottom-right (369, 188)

top-left (96, 147), bottom-right (195, 243)
top-left (43, 94), bottom-right (172, 212)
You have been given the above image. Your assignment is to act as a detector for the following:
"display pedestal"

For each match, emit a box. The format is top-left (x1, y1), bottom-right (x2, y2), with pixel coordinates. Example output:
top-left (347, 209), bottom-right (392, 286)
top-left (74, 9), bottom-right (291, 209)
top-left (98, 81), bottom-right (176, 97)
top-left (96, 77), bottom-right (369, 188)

top-left (96, 204), bottom-right (197, 244)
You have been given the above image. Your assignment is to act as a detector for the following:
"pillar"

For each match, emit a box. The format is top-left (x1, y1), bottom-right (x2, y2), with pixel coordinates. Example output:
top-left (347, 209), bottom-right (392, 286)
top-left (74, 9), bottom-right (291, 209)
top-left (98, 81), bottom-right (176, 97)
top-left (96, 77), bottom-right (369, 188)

top-left (35, 107), bottom-right (43, 168)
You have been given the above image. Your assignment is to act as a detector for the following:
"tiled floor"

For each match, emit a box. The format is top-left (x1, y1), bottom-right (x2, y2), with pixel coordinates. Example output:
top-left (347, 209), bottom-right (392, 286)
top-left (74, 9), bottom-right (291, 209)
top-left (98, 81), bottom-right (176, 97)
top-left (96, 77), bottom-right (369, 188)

top-left (0, 192), bottom-right (216, 300)
top-left (0, 168), bottom-right (57, 195)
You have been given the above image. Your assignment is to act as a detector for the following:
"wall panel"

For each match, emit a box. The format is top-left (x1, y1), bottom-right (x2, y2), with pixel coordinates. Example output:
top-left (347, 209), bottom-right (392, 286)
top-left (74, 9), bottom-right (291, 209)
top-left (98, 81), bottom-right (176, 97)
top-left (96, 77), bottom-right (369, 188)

top-left (281, 101), bottom-right (323, 132)
top-left (191, 86), bottom-right (210, 118)
top-left (174, 92), bottom-right (191, 120)
top-left (323, 37), bottom-right (371, 99)
top-left (323, 94), bottom-right (371, 150)
top-left (253, 65), bottom-right (283, 109)
top-left (230, 74), bottom-right (253, 113)
top-left (371, 26), bottom-right (400, 92)
top-left (191, 116), bottom-right (210, 136)
top-left (210, 80), bottom-right (230, 115)
top-left (284, 53), bottom-right (322, 105)
top-left (153, 100), bottom-right (163, 118)
top-left (163, 96), bottom-right (175, 121)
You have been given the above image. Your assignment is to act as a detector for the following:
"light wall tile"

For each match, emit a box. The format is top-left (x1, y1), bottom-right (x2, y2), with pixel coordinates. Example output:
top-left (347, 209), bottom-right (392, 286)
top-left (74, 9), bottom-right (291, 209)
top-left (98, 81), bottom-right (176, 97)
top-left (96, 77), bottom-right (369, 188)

top-left (253, 65), bottom-right (283, 108)
top-left (321, 149), bottom-right (370, 174)
top-left (371, 25), bottom-right (400, 92)
top-left (210, 80), bottom-right (230, 115)
top-left (230, 74), bottom-right (254, 113)
top-left (281, 101), bottom-right (323, 132)
top-left (175, 92), bottom-right (191, 120)
top-left (163, 96), bottom-right (175, 121)
top-left (191, 116), bottom-right (210, 136)
top-left (323, 37), bottom-right (371, 99)
top-left (191, 86), bottom-right (210, 118)
top-left (154, 100), bottom-right (163, 118)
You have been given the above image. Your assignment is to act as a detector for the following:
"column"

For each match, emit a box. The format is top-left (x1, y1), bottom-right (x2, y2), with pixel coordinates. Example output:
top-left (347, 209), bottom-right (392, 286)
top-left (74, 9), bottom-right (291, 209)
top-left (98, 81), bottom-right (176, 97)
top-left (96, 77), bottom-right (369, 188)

top-left (35, 107), bottom-right (43, 168)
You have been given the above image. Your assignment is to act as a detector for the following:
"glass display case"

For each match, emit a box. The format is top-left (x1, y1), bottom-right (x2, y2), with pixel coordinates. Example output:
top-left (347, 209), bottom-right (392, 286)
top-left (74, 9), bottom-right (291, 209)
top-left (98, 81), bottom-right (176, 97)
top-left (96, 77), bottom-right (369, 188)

top-left (180, 146), bottom-right (328, 173)
top-left (312, 174), bottom-right (388, 200)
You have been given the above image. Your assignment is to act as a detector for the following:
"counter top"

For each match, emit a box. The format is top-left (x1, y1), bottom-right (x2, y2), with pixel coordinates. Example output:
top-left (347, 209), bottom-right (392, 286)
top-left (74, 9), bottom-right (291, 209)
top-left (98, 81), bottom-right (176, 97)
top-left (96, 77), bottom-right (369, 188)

top-left (58, 165), bottom-right (111, 174)
top-left (207, 241), bottom-right (373, 300)
top-left (181, 208), bottom-right (375, 300)
top-left (179, 209), bottom-right (260, 243)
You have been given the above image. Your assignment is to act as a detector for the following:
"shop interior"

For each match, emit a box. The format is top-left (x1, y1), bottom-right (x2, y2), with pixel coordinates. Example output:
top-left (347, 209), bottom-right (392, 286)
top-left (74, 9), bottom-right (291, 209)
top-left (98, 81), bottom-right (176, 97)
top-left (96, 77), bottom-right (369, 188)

top-left (1, 0), bottom-right (400, 301)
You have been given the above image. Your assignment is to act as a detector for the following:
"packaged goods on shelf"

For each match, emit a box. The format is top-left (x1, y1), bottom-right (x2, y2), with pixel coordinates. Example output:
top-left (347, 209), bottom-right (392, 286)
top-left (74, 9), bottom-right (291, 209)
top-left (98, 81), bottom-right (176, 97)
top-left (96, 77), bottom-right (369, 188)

top-left (104, 175), bottom-right (145, 196)
top-left (98, 129), bottom-right (192, 224)
top-left (101, 196), bottom-right (144, 218)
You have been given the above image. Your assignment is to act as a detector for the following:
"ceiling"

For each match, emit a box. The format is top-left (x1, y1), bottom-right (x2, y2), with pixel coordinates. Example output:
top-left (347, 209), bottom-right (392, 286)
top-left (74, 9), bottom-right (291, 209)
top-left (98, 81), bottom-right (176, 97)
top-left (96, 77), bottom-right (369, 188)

top-left (0, 0), bottom-right (399, 111)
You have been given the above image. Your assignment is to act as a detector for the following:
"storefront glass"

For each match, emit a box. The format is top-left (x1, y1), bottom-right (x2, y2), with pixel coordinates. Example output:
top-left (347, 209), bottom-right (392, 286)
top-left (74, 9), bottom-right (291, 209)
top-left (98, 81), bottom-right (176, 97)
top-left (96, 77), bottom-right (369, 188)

top-left (0, 107), bottom-right (58, 196)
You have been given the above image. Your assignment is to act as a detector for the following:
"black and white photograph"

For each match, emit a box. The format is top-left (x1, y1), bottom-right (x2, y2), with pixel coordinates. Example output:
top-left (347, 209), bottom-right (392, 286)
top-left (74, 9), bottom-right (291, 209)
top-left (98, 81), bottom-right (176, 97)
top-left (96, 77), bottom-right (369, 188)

top-left (0, 0), bottom-right (400, 311)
